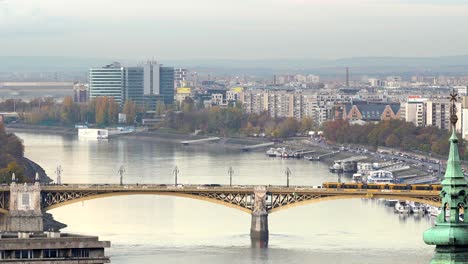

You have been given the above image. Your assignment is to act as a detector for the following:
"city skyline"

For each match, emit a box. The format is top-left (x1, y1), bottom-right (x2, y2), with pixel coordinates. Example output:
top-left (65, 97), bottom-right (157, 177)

top-left (2, 0), bottom-right (468, 59)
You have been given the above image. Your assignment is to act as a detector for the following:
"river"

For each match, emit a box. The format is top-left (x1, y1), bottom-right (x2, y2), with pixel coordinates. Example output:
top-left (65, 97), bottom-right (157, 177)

top-left (16, 132), bottom-right (436, 263)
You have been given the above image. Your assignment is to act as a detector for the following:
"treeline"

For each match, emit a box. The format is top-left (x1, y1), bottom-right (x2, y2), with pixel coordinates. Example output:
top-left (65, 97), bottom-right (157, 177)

top-left (0, 97), bottom-right (137, 127)
top-left (323, 119), bottom-right (464, 158)
top-left (161, 100), bottom-right (316, 137)
top-left (0, 123), bottom-right (26, 183)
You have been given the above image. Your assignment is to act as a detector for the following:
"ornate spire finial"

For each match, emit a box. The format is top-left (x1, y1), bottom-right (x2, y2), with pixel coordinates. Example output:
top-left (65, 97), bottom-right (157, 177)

top-left (450, 88), bottom-right (459, 126)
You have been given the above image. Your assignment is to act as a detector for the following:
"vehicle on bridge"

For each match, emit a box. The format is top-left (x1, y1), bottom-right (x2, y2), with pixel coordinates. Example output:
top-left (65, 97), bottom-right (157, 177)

top-left (322, 182), bottom-right (442, 191)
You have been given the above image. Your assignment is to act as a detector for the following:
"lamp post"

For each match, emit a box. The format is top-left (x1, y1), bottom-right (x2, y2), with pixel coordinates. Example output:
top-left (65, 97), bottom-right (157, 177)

top-left (173, 166), bottom-right (179, 185)
top-left (285, 167), bottom-right (291, 187)
top-left (118, 165), bottom-right (125, 186)
top-left (228, 166), bottom-right (234, 186)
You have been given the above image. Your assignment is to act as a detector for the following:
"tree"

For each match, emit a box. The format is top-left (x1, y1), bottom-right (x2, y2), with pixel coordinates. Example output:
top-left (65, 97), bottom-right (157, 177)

top-left (156, 101), bottom-right (166, 116)
top-left (60, 96), bottom-right (77, 124)
top-left (122, 100), bottom-right (137, 125)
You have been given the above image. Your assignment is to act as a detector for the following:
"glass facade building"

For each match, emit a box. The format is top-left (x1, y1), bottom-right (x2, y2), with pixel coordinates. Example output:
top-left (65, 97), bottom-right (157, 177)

top-left (88, 62), bottom-right (174, 108)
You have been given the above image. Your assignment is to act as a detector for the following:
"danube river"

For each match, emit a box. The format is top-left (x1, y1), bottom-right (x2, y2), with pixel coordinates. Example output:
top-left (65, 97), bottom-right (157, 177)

top-left (16, 132), bottom-right (436, 264)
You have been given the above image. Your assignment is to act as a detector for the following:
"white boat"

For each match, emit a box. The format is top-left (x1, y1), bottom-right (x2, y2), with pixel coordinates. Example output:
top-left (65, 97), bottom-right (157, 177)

top-left (266, 148), bottom-right (276, 157)
top-left (395, 201), bottom-right (411, 214)
top-left (409, 202), bottom-right (424, 214)
top-left (367, 170), bottom-right (394, 184)
top-left (352, 172), bottom-right (364, 183)
top-left (274, 147), bottom-right (285, 157)
top-left (78, 128), bottom-right (109, 139)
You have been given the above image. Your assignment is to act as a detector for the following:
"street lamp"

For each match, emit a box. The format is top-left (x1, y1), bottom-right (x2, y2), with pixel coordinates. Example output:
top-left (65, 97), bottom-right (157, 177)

top-left (173, 166), bottom-right (179, 185)
top-left (285, 167), bottom-right (291, 187)
top-left (118, 165), bottom-right (125, 186)
top-left (228, 167), bottom-right (234, 186)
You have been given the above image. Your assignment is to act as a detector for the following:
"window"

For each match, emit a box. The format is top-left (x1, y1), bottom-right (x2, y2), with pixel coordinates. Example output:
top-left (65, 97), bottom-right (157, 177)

top-left (22, 194), bottom-right (30, 207)
top-left (14, 250), bottom-right (33, 259)
top-left (72, 249), bottom-right (90, 258)
top-left (44, 249), bottom-right (58, 258)
top-left (0, 251), bottom-right (4, 259)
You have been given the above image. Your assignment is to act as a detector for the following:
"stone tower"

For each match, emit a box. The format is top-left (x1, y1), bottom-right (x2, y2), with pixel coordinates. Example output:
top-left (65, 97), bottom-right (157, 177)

top-left (0, 174), bottom-right (43, 232)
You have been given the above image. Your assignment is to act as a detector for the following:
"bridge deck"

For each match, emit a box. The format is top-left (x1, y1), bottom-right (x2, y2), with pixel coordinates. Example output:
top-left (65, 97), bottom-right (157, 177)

top-left (0, 184), bottom-right (441, 214)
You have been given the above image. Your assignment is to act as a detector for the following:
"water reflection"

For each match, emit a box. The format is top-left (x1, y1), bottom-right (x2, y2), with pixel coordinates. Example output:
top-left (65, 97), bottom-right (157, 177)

top-left (251, 237), bottom-right (268, 248)
top-left (429, 252), bottom-right (468, 264)
top-left (15, 132), bottom-right (438, 264)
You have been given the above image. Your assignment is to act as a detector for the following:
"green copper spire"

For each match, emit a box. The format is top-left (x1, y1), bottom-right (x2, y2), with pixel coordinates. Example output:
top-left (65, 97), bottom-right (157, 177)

top-left (423, 89), bottom-right (468, 257)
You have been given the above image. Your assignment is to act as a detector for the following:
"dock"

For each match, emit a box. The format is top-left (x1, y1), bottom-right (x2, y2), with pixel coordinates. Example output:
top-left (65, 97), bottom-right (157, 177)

top-left (241, 142), bottom-right (275, 152)
top-left (306, 151), bottom-right (340, 161)
top-left (181, 137), bottom-right (220, 145)
top-left (336, 156), bottom-right (368, 163)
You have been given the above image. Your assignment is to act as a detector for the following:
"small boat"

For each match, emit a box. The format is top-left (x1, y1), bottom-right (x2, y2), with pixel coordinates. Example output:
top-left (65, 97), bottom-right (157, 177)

top-left (409, 202), bottom-right (424, 214)
top-left (352, 173), bottom-right (364, 183)
top-left (395, 201), bottom-right (411, 214)
top-left (329, 162), bottom-right (343, 173)
top-left (266, 148), bottom-right (276, 157)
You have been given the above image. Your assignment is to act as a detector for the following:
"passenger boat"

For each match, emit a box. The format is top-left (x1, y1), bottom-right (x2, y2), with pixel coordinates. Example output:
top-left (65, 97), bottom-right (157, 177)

top-left (367, 170), bottom-right (394, 184)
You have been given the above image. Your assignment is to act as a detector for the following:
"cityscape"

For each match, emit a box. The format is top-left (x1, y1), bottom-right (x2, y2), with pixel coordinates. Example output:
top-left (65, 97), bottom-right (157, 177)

top-left (2, 0), bottom-right (468, 264)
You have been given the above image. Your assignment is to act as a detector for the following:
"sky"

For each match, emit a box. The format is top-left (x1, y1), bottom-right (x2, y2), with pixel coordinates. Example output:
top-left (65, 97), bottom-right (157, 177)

top-left (1, 0), bottom-right (468, 60)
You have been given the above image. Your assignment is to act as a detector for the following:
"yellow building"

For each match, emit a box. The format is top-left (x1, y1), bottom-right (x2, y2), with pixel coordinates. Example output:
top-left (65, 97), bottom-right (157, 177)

top-left (176, 87), bottom-right (192, 102)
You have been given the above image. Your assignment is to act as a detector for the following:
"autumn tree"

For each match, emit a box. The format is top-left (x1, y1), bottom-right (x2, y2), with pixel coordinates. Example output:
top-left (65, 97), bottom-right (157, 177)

top-left (122, 100), bottom-right (137, 125)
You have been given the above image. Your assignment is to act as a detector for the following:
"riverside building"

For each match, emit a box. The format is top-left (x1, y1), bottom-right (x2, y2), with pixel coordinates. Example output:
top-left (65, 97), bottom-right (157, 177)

top-left (89, 62), bottom-right (125, 104)
top-left (89, 61), bottom-right (175, 108)
top-left (0, 231), bottom-right (110, 263)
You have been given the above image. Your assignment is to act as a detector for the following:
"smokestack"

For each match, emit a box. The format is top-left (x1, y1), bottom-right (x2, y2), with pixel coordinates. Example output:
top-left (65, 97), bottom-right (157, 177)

top-left (346, 67), bottom-right (349, 87)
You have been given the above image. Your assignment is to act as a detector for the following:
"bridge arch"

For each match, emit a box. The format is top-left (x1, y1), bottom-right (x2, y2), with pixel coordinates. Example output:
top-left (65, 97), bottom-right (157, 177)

top-left (268, 194), bottom-right (441, 213)
top-left (43, 191), bottom-right (252, 214)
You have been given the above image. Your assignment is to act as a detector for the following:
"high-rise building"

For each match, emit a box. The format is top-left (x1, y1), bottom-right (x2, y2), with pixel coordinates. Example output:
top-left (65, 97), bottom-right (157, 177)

top-left (174, 68), bottom-right (188, 89)
top-left (89, 62), bottom-right (124, 104)
top-left (73, 83), bottom-right (88, 103)
top-left (404, 96), bottom-right (426, 127)
top-left (160, 66), bottom-right (175, 104)
top-left (88, 61), bottom-right (175, 109)
top-left (426, 99), bottom-right (462, 132)
top-left (124, 67), bottom-right (145, 107)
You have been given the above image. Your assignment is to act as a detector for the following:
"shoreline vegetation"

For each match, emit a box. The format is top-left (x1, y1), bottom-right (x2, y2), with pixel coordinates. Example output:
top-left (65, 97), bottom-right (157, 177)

top-left (0, 123), bottom-right (50, 183)
top-left (2, 96), bottom-right (463, 166)
top-left (323, 119), bottom-right (467, 160)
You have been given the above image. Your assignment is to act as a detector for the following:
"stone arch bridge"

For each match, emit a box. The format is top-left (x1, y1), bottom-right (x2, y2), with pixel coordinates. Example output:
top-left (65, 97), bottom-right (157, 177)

top-left (0, 182), bottom-right (441, 240)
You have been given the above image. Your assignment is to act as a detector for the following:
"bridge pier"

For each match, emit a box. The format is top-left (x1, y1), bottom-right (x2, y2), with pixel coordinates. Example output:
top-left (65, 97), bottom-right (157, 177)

top-left (250, 186), bottom-right (268, 240)
top-left (0, 178), bottom-right (43, 232)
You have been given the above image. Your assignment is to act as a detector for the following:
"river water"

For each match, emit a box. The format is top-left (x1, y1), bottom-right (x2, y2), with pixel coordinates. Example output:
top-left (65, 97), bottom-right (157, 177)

top-left (16, 132), bottom-right (436, 263)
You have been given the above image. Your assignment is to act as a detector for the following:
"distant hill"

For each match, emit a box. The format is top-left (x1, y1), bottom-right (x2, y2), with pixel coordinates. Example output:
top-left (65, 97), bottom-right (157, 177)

top-left (1, 55), bottom-right (468, 77)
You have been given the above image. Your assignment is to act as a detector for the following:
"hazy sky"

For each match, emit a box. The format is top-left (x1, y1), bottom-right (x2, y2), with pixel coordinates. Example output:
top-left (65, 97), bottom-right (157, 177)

top-left (1, 0), bottom-right (468, 59)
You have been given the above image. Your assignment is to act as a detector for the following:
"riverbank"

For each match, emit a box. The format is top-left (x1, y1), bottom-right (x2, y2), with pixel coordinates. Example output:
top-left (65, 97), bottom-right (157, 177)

top-left (5, 124), bottom-right (271, 149)
top-left (5, 123), bottom-right (77, 135)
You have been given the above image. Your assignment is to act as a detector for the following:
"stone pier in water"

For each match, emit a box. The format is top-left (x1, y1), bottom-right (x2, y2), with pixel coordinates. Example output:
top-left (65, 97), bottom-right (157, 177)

top-left (250, 186), bottom-right (269, 240)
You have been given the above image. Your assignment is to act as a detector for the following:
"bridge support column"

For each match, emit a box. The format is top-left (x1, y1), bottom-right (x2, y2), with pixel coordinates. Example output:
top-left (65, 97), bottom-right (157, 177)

top-left (1, 180), bottom-right (43, 232)
top-left (250, 186), bottom-right (268, 240)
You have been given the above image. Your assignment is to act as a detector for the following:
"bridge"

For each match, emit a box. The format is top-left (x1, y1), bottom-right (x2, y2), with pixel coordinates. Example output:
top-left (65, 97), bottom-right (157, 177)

top-left (0, 181), bottom-right (441, 240)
